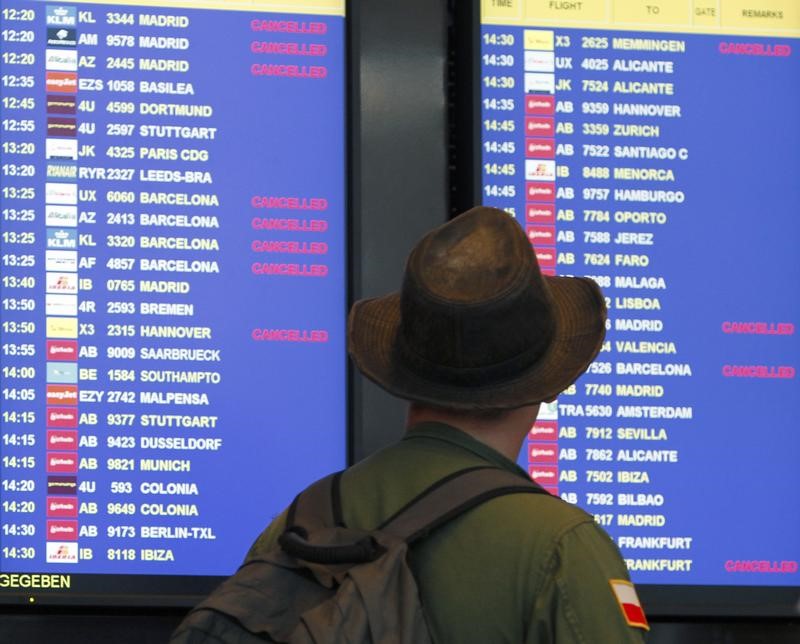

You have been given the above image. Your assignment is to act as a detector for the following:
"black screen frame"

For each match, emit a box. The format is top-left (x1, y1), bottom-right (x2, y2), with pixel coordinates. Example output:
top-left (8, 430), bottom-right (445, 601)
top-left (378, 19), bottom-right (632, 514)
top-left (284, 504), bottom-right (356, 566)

top-left (451, 0), bottom-right (800, 619)
top-left (0, 0), bottom-right (353, 609)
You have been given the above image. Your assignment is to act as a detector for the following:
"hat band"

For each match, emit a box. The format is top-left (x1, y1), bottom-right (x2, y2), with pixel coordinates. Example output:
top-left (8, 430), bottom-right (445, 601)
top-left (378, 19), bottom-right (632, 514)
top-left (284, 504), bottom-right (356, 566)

top-left (396, 334), bottom-right (550, 388)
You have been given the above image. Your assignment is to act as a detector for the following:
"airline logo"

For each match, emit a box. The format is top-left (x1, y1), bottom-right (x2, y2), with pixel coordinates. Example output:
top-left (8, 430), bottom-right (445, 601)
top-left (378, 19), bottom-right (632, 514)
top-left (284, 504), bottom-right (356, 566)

top-left (46, 205), bottom-right (78, 227)
top-left (47, 94), bottom-right (77, 114)
top-left (526, 204), bottom-right (555, 224)
top-left (46, 293), bottom-right (78, 316)
top-left (45, 48), bottom-right (78, 71)
top-left (47, 429), bottom-right (78, 450)
top-left (47, 475), bottom-right (78, 495)
top-left (525, 95), bottom-right (555, 114)
top-left (46, 6), bottom-right (77, 27)
top-left (535, 247), bottom-right (556, 268)
top-left (47, 228), bottom-right (78, 249)
top-left (47, 163), bottom-right (77, 181)
top-left (46, 362), bottom-right (78, 384)
top-left (46, 272), bottom-right (79, 295)
top-left (46, 71), bottom-right (78, 94)
top-left (526, 225), bottom-right (556, 245)
top-left (525, 116), bottom-right (554, 136)
top-left (524, 29), bottom-right (554, 51)
top-left (47, 27), bottom-right (77, 48)
top-left (45, 182), bottom-right (78, 205)
top-left (47, 520), bottom-right (79, 541)
top-left (46, 138), bottom-right (78, 160)
top-left (46, 340), bottom-right (78, 361)
top-left (46, 541), bottom-right (79, 563)
top-left (47, 117), bottom-right (77, 137)
top-left (47, 452), bottom-right (79, 473)
top-left (539, 399), bottom-right (559, 421)
top-left (526, 182), bottom-right (556, 201)
top-left (525, 138), bottom-right (555, 158)
top-left (47, 384), bottom-right (79, 405)
top-left (47, 496), bottom-right (79, 518)
top-left (47, 407), bottom-right (78, 428)
top-left (46, 317), bottom-right (78, 339)
top-left (529, 443), bottom-right (558, 463)
top-left (524, 50), bottom-right (554, 73)
top-left (528, 420), bottom-right (558, 441)
top-left (525, 72), bottom-right (555, 94)
top-left (529, 465), bottom-right (558, 486)
top-left (46, 250), bottom-right (78, 272)
top-left (525, 159), bottom-right (556, 182)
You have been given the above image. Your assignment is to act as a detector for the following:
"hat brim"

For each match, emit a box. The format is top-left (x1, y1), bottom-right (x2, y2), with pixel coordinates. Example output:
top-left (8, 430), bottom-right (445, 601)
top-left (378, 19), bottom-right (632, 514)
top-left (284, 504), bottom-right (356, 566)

top-left (348, 276), bottom-right (607, 410)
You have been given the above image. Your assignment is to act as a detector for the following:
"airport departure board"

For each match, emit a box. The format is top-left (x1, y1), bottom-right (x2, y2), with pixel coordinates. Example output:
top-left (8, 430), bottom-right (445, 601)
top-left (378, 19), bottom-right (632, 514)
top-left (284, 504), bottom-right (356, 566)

top-left (479, 0), bottom-right (799, 588)
top-left (0, 0), bottom-right (346, 600)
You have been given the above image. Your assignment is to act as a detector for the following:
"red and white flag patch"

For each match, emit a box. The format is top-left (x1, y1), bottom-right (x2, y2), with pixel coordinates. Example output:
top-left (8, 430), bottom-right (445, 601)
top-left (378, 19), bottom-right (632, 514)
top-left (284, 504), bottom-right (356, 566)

top-left (609, 579), bottom-right (649, 631)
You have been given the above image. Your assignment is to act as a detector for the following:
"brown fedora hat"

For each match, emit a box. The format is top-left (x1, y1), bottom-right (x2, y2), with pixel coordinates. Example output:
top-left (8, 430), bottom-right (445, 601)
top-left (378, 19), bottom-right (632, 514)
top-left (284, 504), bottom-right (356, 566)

top-left (348, 206), bottom-right (607, 409)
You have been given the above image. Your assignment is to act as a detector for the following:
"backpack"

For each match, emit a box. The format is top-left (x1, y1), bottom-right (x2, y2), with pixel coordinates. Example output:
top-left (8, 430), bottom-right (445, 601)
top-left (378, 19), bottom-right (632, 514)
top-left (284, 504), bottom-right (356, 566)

top-left (171, 465), bottom-right (548, 643)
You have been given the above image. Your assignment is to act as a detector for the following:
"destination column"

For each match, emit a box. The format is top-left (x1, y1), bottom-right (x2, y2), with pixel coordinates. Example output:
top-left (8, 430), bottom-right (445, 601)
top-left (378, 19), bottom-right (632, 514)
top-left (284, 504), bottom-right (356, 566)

top-left (566, 27), bottom-right (695, 576)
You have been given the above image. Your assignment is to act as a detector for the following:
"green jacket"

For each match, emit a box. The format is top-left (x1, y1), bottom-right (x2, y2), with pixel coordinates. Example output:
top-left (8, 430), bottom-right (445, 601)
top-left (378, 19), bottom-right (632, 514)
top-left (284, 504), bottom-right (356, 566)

top-left (248, 422), bottom-right (648, 643)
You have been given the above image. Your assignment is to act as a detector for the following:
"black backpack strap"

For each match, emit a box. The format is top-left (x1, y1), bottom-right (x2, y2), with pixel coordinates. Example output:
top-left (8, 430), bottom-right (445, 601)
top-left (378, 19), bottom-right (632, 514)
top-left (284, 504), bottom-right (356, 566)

top-left (379, 466), bottom-right (549, 545)
top-left (286, 470), bottom-right (346, 533)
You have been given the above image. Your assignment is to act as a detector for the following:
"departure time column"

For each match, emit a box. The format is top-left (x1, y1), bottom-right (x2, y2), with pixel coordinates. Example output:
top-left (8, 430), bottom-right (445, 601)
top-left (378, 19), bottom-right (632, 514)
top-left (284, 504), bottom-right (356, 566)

top-left (0, 3), bottom-right (40, 567)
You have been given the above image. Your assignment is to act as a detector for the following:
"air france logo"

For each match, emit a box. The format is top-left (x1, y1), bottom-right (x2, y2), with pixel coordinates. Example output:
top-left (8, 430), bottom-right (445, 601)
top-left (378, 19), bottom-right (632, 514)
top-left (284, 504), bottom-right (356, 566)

top-left (46, 250), bottom-right (78, 272)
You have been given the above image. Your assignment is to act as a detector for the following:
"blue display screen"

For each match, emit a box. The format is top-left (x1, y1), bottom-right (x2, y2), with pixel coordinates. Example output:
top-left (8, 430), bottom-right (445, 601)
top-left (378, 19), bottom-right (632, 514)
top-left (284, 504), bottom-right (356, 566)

top-left (480, 20), bottom-right (799, 587)
top-left (0, 0), bottom-right (346, 587)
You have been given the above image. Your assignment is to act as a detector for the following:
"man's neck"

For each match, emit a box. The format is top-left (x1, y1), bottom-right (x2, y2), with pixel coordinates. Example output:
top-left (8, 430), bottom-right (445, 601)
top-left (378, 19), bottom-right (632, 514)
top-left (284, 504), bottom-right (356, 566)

top-left (405, 403), bottom-right (540, 462)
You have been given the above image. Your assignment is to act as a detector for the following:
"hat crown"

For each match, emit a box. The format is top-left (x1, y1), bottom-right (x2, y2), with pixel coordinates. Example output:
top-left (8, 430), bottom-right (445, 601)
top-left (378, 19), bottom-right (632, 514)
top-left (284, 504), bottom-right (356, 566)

top-left (413, 211), bottom-right (521, 303)
top-left (399, 207), bottom-right (555, 386)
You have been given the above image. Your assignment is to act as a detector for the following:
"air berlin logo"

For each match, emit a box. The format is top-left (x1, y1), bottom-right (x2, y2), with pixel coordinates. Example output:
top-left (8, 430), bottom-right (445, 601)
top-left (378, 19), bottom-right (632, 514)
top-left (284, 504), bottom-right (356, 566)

top-left (47, 407), bottom-right (78, 427)
top-left (47, 430), bottom-right (78, 450)
top-left (47, 496), bottom-right (78, 517)
top-left (526, 182), bottom-right (555, 201)
top-left (47, 520), bottom-right (79, 541)
top-left (529, 465), bottom-right (558, 484)
top-left (526, 226), bottom-right (556, 245)
top-left (526, 204), bottom-right (556, 224)
top-left (534, 247), bottom-right (556, 268)
top-left (525, 116), bottom-right (554, 136)
top-left (47, 452), bottom-right (78, 473)
top-left (526, 95), bottom-right (555, 114)
top-left (525, 138), bottom-right (555, 158)
top-left (47, 340), bottom-right (78, 360)
top-left (529, 443), bottom-right (558, 463)
top-left (529, 421), bottom-right (558, 441)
